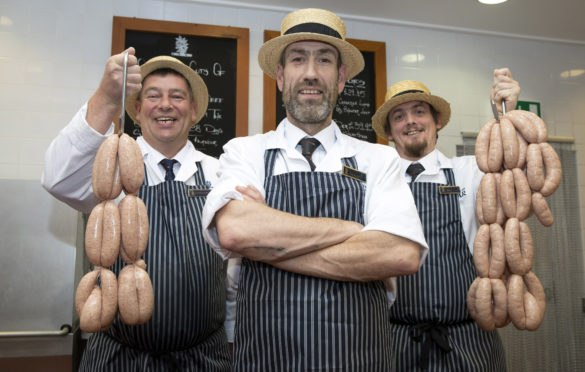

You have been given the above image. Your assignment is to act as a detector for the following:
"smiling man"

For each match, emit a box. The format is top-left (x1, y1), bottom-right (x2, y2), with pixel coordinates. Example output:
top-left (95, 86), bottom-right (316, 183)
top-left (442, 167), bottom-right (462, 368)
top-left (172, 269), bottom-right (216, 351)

top-left (202, 8), bottom-right (428, 372)
top-left (371, 74), bottom-right (520, 371)
top-left (42, 51), bottom-right (232, 370)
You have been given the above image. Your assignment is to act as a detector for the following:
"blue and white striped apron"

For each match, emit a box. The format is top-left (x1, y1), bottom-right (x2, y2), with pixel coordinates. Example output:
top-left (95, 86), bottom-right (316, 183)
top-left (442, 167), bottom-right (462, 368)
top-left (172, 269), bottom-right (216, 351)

top-left (232, 149), bottom-right (391, 371)
top-left (80, 162), bottom-right (231, 371)
top-left (389, 168), bottom-right (506, 371)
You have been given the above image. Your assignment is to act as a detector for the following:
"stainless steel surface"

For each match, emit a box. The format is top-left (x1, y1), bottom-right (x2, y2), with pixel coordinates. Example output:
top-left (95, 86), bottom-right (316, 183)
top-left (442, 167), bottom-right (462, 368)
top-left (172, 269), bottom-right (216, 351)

top-left (119, 51), bottom-right (128, 134)
top-left (0, 324), bottom-right (71, 338)
top-left (490, 99), bottom-right (500, 122)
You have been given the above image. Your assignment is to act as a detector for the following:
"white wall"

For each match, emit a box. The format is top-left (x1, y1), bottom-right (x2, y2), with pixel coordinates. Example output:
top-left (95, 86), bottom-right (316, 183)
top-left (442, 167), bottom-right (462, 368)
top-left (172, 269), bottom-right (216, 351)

top-left (1, 0), bottom-right (584, 333)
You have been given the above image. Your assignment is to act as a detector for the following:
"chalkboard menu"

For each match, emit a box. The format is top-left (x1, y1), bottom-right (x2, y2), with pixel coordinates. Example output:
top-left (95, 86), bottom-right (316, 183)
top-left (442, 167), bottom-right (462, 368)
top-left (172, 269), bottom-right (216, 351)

top-left (263, 32), bottom-right (387, 144)
top-left (112, 17), bottom-right (249, 158)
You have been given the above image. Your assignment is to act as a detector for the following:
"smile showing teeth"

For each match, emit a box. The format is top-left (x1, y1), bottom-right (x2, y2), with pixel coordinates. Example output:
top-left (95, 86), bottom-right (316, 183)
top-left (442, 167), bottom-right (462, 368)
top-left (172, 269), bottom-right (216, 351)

top-left (407, 130), bottom-right (421, 136)
top-left (156, 117), bottom-right (175, 124)
top-left (299, 89), bottom-right (321, 94)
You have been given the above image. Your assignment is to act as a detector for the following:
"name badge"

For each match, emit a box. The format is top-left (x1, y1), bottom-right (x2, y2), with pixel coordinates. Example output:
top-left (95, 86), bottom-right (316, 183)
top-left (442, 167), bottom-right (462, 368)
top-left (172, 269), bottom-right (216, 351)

top-left (439, 186), bottom-right (460, 195)
top-left (342, 165), bottom-right (367, 183)
top-left (187, 189), bottom-right (210, 198)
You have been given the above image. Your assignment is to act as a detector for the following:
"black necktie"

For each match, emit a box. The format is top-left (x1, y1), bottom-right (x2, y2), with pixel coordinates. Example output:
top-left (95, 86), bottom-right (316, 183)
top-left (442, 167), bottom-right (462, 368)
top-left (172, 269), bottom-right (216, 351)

top-left (406, 162), bottom-right (425, 182)
top-left (299, 137), bottom-right (321, 172)
top-left (160, 158), bottom-right (178, 181)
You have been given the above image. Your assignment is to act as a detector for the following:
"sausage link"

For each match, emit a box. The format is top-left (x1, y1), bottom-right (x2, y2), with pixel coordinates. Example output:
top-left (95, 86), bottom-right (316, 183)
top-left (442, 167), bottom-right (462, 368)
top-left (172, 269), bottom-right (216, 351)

top-left (473, 224), bottom-right (491, 278)
top-left (539, 142), bottom-right (562, 197)
top-left (118, 264), bottom-right (154, 325)
top-left (488, 123), bottom-right (504, 172)
top-left (532, 192), bottom-right (554, 227)
top-left (491, 278), bottom-right (509, 328)
top-left (505, 110), bottom-right (539, 144)
top-left (526, 144), bottom-right (545, 192)
top-left (92, 134), bottom-right (122, 200)
top-left (500, 117), bottom-right (519, 169)
top-left (488, 223), bottom-right (506, 278)
top-left (504, 218), bottom-right (533, 275)
top-left (476, 119), bottom-right (496, 173)
top-left (500, 169), bottom-right (516, 218)
top-left (523, 272), bottom-right (546, 331)
top-left (474, 278), bottom-right (495, 332)
top-left (515, 131), bottom-right (528, 169)
top-left (118, 133), bottom-right (145, 195)
top-left (119, 195), bottom-right (149, 263)
top-left (507, 274), bottom-right (526, 330)
top-left (515, 110), bottom-right (548, 143)
top-left (85, 201), bottom-right (120, 267)
top-left (480, 173), bottom-right (498, 224)
top-left (512, 168), bottom-right (532, 221)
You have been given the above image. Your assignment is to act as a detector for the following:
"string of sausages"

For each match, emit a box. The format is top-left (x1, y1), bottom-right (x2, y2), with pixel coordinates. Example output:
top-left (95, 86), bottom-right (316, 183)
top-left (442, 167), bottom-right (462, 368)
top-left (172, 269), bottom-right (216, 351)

top-left (467, 109), bottom-right (562, 332)
top-left (75, 133), bottom-right (154, 333)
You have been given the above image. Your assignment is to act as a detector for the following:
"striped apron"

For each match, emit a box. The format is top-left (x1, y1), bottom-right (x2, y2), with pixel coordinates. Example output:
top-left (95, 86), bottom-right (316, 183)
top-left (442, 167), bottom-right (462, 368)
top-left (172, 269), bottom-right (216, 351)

top-left (389, 168), bottom-right (506, 371)
top-left (80, 162), bottom-right (231, 371)
top-left (232, 149), bottom-right (391, 372)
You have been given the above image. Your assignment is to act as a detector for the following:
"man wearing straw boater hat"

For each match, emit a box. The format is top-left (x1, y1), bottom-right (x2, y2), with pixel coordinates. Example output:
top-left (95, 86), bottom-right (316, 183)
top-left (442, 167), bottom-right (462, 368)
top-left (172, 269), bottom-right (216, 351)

top-left (371, 70), bottom-right (520, 371)
top-left (202, 8), bottom-right (428, 371)
top-left (42, 48), bottom-right (231, 370)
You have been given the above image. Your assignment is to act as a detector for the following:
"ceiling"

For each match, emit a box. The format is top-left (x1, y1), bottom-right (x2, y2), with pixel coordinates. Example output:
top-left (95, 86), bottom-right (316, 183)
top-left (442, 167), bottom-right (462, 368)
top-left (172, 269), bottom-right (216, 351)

top-left (213, 0), bottom-right (585, 45)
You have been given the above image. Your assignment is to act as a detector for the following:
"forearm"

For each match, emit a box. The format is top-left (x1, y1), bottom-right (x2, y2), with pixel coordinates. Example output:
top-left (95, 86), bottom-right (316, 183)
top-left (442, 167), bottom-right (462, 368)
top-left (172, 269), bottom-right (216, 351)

top-left (215, 199), bottom-right (363, 262)
top-left (86, 92), bottom-right (121, 135)
top-left (41, 105), bottom-right (110, 213)
top-left (271, 230), bottom-right (423, 282)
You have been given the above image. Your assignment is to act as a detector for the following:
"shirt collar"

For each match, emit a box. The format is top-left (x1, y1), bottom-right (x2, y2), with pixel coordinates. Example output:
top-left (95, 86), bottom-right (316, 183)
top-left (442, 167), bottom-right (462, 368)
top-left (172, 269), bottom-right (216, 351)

top-left (136, 136), bottom-right (202, 165)
top-left (400, 149), bottom-right (453, 176)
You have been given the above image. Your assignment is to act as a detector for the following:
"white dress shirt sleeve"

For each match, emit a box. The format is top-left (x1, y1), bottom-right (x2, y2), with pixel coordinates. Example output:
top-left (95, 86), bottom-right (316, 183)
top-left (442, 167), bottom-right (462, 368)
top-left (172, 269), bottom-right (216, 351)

top-left (202, 134), bottom-right (267, 258)
top-left (41, 103), bottom-right (114, 213)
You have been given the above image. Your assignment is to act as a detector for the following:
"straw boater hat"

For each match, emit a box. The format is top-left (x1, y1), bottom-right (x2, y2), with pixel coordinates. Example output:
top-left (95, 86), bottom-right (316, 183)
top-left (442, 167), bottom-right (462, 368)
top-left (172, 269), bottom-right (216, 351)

top-left (258, 8), bottom-right (364, 80)
top-left (126, 55), bottom-right (209, 126)
top-left (372, 80), bottom-right (451, 139)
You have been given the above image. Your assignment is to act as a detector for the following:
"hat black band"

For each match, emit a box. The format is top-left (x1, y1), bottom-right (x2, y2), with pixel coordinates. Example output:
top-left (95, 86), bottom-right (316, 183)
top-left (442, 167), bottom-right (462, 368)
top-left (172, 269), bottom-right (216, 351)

top-left (393, 89), bottom-right (425, 98)
top-left (284, 23), bottom-right (342, 39)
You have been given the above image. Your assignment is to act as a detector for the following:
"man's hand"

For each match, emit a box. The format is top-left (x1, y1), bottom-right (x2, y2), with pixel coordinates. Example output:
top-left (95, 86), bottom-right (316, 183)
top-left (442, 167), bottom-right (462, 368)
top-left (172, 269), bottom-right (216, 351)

top-left (86, 47), bottom-right (142, 134)
top-left (490, 68), bottom-right (521, 117)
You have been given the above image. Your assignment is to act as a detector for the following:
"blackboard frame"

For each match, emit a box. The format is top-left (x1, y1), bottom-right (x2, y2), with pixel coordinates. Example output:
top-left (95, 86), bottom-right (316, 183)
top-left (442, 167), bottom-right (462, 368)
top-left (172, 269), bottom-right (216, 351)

top-left (111, 16), bottom-right (249, 156)
top-left (262, 30), bottom-right (387, 144)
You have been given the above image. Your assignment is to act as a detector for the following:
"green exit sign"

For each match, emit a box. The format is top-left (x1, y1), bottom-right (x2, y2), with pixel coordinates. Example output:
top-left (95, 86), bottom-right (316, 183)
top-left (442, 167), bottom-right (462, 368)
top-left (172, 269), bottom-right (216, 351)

top-left (516, 100), bottom-right (541, 117)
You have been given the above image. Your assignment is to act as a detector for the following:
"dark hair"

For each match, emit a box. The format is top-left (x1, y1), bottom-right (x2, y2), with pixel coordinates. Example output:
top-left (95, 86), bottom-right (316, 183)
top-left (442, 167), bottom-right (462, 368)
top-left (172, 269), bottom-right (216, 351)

top-left (139, 68), bottom-right (193, 101)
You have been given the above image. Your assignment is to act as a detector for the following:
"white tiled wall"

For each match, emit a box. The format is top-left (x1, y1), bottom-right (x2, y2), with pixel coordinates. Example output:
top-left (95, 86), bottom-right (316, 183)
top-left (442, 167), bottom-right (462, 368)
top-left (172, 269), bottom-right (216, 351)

top-left (1, 0), bottom-right (584, 245)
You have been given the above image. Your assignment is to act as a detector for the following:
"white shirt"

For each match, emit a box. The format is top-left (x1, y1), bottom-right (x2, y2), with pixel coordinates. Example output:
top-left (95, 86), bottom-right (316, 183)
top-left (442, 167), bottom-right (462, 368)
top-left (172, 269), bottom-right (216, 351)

top-left (40, 102), bottom-right (238, 342)
top-left (201, 118), bottom-right (429, 307)
top-left (400, 149), bottom-right (483, 253)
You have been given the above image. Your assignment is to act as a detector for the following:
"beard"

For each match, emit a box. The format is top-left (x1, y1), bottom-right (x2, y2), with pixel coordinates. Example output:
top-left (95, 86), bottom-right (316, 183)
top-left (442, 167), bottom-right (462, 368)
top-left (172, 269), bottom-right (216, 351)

top-left (281, 80), bottom-right (337, 125)
top-left (403, 139), bottom-right (429, 159)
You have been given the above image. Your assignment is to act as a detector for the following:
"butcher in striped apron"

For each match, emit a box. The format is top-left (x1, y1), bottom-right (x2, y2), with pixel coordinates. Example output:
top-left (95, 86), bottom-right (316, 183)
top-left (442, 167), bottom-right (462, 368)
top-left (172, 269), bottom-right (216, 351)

top-left (80, 164), bottom-right (231, 371)
top-left (201, 8), bottom-right (428, 372)
top-left (232, 152), bottom-right (391, 371)
top-left (371, 76), bottom-right (520, 371)
top-left (388, 167), bottom-right (506, 371)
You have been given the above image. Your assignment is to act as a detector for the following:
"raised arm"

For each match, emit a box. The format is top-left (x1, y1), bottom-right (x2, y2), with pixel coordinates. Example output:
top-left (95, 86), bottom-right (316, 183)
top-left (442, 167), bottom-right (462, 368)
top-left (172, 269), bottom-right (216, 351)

top-left (86, 47), bottom-right (142, 134)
